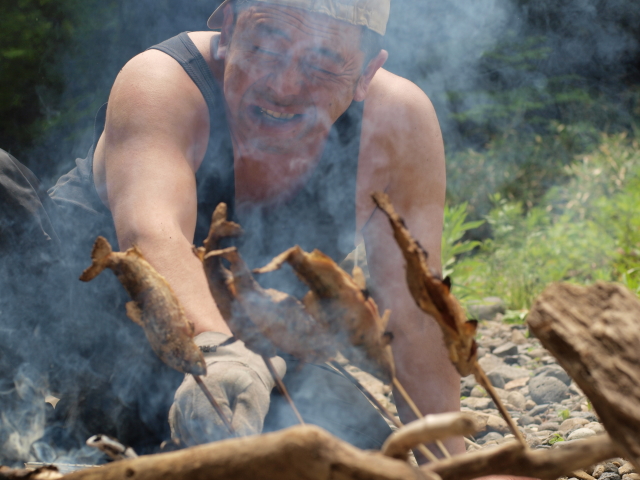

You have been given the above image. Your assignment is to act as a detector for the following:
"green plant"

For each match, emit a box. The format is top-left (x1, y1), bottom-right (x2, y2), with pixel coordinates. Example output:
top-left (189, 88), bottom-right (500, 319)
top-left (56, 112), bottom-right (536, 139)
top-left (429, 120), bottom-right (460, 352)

top-left (502, 309), bottom-right (529, 325)
top-left (548, 433), bottom-right (565, 445)
top-left (441, 203), bottom-right (485, 279)
top-left (559, 409), bottom-right (571, 421)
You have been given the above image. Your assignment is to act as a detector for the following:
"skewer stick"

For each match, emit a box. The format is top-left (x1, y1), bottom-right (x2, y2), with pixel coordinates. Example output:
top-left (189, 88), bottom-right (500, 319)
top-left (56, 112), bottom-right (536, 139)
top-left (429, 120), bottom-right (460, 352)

top-left (263, 356), bottom-right (305, 425)
top-left (393, 378), bottom-right (451, 459)
top-left (473, 365), bottom-right (528, 448)
top-left (329, 361), bottom-right (439, 463)
top-left (194, 375), bottom-right (235, 435)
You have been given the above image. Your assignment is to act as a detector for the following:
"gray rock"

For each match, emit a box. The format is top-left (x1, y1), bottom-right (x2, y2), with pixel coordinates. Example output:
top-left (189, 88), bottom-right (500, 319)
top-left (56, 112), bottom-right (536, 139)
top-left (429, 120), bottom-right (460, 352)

top-left (599, 473), bottom-right (621, 480)
top-left (538, 422), bottom-right (560, 431)
top-left (529, 375), bottom-right (568, 405)
top-left (593, 465), bottom-right (605, 478)
top-left (487, 364), bottom-right (529, 385)
top-left (467, 297), bottom-right (506, 320)
top-left (506, 391), bottom-right (526, 410)
top-left (570, 411), bottom-right (598, 422)
top-left (471, 385), bottom-right (488, 397)
top-left (586, 422), bottom-right (605, 435)
top-left (511, 329), bottom-right (528, 345)
top-left (604, 463), bottom-right (620, 474)
top-left (477, 431), bottom-right (504, 445)
top-left (461, 397), bottom-right (495, 410)
top-left (478, 353), bottom-right (504, 372)
top-left (494, 342), bottom-right (519, 357)
top-left (460, 375), bottom-right (477, 397)
top-left (518, 415), bottom-right (539, 426)
top-left (567, 428), bottom-right (596, 441)
top-left (534, 365), bottom-right (572, 386)
top-left (622, 475), bottom-right (640, 480)
top-left (517, 354), bottom-right (533, 366)
top-left (486, 370), bottom-right (506, 389)
top-left (529, 404), bottom-right (551, 416)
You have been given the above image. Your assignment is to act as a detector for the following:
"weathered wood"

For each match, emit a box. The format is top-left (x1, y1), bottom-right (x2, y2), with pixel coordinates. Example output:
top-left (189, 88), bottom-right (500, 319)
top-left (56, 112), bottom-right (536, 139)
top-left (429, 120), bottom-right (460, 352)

top-left (527, 282), bottom-right (640, 466)
top-left (382, 412), bottom-right (478, 461)
top-left (424, 434), bottom-right (620, 480)
top-left (61, 426), bottom-right (434, 480)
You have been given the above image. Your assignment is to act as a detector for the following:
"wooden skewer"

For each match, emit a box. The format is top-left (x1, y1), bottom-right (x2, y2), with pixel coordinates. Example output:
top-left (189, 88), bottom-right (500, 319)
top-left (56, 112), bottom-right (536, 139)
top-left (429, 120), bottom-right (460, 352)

top-left (263, 356), bottom-right (305, 425)
top-left (473, 364), bottom-right (528, 448)
top-left (194, 375), bottom-right (235, 435)
top-left (393, 378), bottom-right (452, 459)
top-left (328, 361), bottom-right (439, 463)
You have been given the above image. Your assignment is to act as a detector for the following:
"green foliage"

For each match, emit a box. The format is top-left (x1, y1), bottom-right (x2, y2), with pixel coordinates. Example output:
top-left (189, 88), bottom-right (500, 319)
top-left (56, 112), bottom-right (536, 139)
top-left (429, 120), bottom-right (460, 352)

top-left (558, 410), bottom-right (571, 421)
top-left (502, 310), bottom-right (528, 325)
top-left (441, 203), bottom-right (484, 278)
top-left (548, 432), bottom-right (565, 445)
top-left (451, 133), bottom-right (640, 309)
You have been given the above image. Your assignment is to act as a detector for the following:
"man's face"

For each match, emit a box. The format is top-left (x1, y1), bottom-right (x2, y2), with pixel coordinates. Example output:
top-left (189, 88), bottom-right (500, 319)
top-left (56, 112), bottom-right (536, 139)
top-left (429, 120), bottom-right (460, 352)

top-left (220, 3), bottom-right (367, 158)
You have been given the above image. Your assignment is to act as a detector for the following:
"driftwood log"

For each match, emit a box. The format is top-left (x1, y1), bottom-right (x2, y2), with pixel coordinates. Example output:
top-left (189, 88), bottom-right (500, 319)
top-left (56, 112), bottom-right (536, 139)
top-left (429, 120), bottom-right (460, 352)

top-left (57, 424), bottom-right (622, 480)
top-left (528, 282), bottom-right (640, 467)
top-left (61, 426), bottom-right (434, 480)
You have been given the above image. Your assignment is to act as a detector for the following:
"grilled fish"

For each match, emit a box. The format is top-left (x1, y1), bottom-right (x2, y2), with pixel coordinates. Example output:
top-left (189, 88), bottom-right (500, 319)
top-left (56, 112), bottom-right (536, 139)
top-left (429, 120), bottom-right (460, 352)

top-left (80, 236), bottom-right (206, 376)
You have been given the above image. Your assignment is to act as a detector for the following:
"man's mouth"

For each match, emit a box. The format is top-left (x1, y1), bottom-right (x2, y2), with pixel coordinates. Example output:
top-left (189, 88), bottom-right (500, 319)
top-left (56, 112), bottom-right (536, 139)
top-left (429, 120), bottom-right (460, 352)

top-left (254, 106), bottom-right (302, 122)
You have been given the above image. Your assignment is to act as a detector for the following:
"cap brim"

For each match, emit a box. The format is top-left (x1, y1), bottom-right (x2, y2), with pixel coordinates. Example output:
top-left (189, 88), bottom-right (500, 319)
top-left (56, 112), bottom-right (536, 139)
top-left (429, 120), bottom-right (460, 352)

top-left (207, 0), bottom-right (233, 30)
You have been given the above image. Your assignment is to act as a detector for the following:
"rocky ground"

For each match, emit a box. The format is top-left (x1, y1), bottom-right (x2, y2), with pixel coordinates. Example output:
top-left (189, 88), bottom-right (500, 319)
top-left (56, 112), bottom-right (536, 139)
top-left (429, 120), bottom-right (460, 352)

top-left (345, 307), bottom-right (637, 480)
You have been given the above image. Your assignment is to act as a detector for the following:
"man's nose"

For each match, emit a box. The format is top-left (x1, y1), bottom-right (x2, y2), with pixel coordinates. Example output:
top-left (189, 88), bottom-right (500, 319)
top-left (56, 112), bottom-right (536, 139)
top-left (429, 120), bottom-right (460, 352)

top-left (264, 58), bottom-right (305, 101)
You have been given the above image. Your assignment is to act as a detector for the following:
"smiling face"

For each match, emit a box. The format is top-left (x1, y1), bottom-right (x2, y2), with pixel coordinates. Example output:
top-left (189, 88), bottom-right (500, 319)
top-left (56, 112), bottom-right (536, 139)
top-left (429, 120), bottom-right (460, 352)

top-left (218, 2), bottom-right (369, 162)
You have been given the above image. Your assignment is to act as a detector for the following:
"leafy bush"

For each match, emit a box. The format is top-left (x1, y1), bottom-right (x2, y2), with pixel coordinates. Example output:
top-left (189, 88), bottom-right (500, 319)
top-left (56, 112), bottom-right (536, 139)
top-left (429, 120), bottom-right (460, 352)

top-left (451, 132), bottom-right (640, 308)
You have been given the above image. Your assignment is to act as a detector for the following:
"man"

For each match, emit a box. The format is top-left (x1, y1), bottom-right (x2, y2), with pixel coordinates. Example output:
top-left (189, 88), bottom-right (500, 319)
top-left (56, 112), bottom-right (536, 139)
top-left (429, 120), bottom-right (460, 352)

top-left (3, 0), bottom-right (460, 459)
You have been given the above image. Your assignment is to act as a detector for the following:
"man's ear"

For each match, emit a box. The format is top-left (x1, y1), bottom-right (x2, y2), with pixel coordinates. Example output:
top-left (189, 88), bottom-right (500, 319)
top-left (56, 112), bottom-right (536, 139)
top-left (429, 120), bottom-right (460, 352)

top-left (216, 3), bottom-right (236, 60)
top-left (354, 49), bottom-right (388, 102)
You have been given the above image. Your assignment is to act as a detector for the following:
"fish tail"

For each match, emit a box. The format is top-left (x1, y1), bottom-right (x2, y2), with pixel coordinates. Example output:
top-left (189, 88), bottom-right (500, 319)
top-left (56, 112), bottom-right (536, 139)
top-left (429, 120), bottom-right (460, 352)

top-left (79, 236), bottom-right (113, 282)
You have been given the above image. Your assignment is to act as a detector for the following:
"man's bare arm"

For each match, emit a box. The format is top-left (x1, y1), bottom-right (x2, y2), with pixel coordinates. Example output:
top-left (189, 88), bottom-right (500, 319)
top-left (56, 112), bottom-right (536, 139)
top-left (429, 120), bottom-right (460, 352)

top-left (94, 49), bottom-right (231, 335)
top-left (360, 70), bottom-right (463, 456)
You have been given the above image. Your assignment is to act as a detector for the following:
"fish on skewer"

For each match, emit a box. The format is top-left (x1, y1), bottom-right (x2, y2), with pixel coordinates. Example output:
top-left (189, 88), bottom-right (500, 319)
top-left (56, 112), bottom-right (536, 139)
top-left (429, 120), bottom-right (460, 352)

top-left (255, 246), bottom-right (395, 384)
top-left (80, 236), bottom-right (234, 434)
top-left (372, 191), bottom-right (527, 448)
top-left (208, 247), bottom-right (336, 363)
top-left (80, 236), bottom-right (206, 376)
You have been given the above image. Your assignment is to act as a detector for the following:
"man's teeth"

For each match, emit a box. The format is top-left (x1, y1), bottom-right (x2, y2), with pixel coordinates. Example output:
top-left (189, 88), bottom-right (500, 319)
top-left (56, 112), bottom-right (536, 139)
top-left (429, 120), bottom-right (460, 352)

top-left (260, 108), bottom-right (296, 120)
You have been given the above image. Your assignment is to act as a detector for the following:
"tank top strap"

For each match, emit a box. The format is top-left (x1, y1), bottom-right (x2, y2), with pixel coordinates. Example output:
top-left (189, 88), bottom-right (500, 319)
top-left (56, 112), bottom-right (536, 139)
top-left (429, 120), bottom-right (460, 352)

top-left (147, 32), bottom-right (220, 119)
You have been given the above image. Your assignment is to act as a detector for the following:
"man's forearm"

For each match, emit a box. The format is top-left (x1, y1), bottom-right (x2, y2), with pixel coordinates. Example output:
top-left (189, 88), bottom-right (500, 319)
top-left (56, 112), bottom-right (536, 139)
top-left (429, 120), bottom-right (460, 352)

top-left (119, 228), bottom-right (231, 335)
top-left (389, 301), bottom-right (464, 457)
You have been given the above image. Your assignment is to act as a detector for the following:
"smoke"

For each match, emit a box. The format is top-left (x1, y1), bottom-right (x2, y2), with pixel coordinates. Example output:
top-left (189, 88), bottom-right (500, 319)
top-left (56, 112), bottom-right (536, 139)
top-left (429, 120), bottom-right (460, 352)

top-left (2, 0), bottom-right (640, 468)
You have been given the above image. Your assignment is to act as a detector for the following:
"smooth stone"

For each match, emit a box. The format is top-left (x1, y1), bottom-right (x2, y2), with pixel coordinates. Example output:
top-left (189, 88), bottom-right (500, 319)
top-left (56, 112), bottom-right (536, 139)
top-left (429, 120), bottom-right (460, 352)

top-left (517, 354), bottom-right (533, 365)
top-left (534, 365), bottom-right (572, 386)
top-left (486, 370), bottom-right (506, 389)
top-left (479, 353), bottom-right (505, 372)
top-left (604, 464), bottom-right (620, 474)
top-left (559, 418), bottom-right (589, 434)
top-left (506, 391), bottom-right (526, 410)
top-left (529, 348), bottom-right (548, 358)
top-left (538, 421), bottom-right (560, 431)
top-left (570, 411), bottom-right (598, 422)
top-left (593, 466), bottom-right (605, 478)
top-left (476, 346), bottom-right (489, 358)
top-left (529, 375), bottom-right (568, 405)
top-left (525, 399), bottom-right (537, 410)
top-left (461, 397), bottom-right (495, 410)
top-left (487, 364), bottom-right (530, 384)
top-left (477, 431), bottom-right (504, 445)
top-left (529, 404), bottom-right (550, 416)
top-left (568, 428), bottom-right (596, 441)
top-left (623, 475), bottom-right (640, 480)
top-left (619, 464), bottom-right (636, 476)
top-left (494, 342), bottom-right (519, 357)
top-left (471, 385), bottom-right (488, 397)
top-left (505, 377), bottom-right (530, 390)
top-left (460, 375), bottom-right (478, 397)
top-left (504, 355), bottom-right (521, 365)
top-left (599, 474), bottom-right (621, 480)
top-left (585, 422), bottom-right (605, 434)
top-left (511, 329), bottom-right (528, 345)
top-left (486, 414), bottom-right (510, 434)
top-left (518, 415), bottom-right (540, 426)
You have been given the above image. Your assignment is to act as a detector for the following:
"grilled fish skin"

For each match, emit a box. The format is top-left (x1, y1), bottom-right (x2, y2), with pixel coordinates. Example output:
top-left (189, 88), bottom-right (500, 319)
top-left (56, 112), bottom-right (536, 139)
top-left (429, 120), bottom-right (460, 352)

top-left (80, 236), bottom-right (206, 376)
top-left (255, 246), bottom-right (395, 383)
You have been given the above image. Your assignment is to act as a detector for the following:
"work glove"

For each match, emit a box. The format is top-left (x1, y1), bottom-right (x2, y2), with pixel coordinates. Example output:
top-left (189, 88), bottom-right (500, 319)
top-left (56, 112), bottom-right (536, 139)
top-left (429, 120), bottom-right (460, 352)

top-left (168, 331), bottom-right (286, 446)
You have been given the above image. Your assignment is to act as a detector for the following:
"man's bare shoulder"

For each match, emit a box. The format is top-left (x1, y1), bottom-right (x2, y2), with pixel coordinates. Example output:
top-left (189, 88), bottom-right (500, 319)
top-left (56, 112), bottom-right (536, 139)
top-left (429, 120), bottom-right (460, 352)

top-left (105, 48), bottom-right (210, 169)
top-left (364, 68), bottom-right (440, 143)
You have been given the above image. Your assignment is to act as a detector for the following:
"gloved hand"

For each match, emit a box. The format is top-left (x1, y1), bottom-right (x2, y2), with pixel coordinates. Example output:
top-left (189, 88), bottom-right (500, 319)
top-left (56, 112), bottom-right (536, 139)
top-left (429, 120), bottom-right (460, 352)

top-left (169, 331), bottom-right (286, 445)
